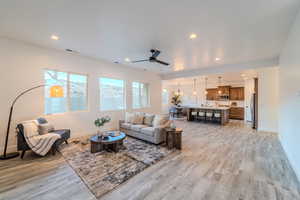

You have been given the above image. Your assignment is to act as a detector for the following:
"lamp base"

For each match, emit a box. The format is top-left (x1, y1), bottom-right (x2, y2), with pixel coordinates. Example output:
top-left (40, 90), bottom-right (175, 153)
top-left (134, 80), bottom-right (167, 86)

top-left (0, 152), bottom-right (20, 160)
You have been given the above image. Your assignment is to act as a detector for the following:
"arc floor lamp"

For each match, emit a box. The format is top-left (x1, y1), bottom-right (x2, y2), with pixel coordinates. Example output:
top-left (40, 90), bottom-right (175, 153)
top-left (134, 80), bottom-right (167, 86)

top-left (0, 85), bottom-right (63, 160)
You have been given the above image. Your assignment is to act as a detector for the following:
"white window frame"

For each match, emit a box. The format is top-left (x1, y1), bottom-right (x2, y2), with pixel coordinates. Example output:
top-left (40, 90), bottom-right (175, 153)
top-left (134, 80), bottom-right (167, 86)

top-left (44, 69), bottom-right (89, 114)
top-left (132, 81), bottom-right (150, 109)
top-left (99, 76), bottom-right (126, 111)
top-left (162, 88), bottom-right (169, 105)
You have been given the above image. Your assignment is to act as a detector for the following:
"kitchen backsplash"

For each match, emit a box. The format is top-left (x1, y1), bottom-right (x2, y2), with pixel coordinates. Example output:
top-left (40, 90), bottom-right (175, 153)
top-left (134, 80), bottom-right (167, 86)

top-left (206, 100), bottom-right (245, 107)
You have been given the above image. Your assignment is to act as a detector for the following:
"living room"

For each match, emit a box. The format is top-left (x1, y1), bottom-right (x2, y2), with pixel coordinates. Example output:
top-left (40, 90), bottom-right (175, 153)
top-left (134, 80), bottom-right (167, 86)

top-left (1, 1), bottom-right (300, 200)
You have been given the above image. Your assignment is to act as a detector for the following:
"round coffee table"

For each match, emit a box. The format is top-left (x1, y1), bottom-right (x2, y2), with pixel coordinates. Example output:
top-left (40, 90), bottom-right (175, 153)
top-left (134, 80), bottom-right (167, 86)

top-left (90, 131), bottom-right (126, 153)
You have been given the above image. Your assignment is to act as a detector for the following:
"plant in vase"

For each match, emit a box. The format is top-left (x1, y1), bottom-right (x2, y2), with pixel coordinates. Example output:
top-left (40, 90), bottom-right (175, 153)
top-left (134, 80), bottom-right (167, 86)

top-left (171, 93), bottom-right (182, 106)
top-left (94, 116), bottom-right (111, 139)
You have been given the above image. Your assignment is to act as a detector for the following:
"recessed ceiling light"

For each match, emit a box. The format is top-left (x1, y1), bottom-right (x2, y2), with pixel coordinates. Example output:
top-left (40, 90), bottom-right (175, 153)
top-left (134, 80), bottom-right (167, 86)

top-left (189, 33), bottom-right (197, 39)
top-left (51, 35), bottom-right (59, 40)
top-left (125, 58), bottom-right (130, 62)
top-left (215, 58), bottom-right (221, 61)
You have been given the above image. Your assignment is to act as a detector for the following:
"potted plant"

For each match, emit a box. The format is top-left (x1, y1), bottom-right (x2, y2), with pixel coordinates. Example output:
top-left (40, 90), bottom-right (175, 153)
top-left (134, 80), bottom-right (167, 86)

top-left (171, 93), bottom-right (182, 106)
top-left (94, 116), bottom-right (111, 139)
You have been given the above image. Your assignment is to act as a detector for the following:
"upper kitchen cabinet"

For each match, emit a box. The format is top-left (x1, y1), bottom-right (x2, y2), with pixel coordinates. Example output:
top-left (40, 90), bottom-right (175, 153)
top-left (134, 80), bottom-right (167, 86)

top-left (218, 86), bottom-right (230, 100)
top-left (206, 88), bottom-right (218, 100)
top-left (218, 86), bottom-right (230, 96)
top-left (230, 87), bottom-right (244, 100)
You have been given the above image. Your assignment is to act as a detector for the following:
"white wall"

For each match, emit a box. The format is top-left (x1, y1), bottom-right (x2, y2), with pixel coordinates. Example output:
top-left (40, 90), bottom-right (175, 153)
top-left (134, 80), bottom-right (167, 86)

top-left (279, 9), bottom-right (300, 180)
top-left (257, 67), bottom-right (279, 133)
top-left (244, 78), bottom-right (254, 122)
top-left (0, 38), bottom-right (162, 152)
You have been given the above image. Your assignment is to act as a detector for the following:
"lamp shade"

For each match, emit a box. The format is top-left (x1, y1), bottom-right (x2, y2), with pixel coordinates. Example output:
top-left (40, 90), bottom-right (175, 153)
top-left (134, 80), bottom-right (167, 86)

top-left (50, 85), bottom-right (64, 97)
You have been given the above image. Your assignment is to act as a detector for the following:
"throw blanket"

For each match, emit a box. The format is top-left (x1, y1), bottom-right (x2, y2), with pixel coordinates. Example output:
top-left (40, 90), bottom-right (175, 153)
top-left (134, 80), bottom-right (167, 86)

top-left (22, 120), bottom-right (61, 156)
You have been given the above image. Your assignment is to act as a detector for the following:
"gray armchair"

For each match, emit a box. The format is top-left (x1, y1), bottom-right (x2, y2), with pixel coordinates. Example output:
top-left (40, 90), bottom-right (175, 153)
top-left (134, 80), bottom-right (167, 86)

top-left (16, 118), bottom-right (70, 159)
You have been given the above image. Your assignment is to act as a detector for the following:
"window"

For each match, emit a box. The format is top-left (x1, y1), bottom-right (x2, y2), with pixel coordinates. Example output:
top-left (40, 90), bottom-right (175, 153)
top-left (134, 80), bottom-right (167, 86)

top-left (44, 70), bottom-right (88, 114)
top-left (132, 82), bottom-right (150, 109)
top-left (99, 77), bottom-right (125, 111)
top-left (69, 73), bottom-right (88, 111)
top-left (162, 89), bottom-right (169, 105)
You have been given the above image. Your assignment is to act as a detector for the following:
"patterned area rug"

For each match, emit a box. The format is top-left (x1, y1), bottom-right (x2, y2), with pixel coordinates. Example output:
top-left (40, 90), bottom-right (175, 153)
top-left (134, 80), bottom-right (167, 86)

top-left (59, 136), bottom-right (174, 199)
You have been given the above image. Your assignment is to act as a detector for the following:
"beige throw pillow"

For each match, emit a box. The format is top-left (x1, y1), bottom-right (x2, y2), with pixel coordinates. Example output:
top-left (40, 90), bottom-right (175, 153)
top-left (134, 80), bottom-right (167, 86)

top-left (132, 112), bottom-right (144, 124)
top-left (152, 115), bottom-right (169, 128)
top-left (38, 123), bottom-right (55, 135)
top-left (144, 113), bottom-right (155, 126)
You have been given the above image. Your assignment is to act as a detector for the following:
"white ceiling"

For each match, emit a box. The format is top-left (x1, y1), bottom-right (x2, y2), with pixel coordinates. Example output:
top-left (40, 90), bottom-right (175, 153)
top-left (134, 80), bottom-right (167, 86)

top-left (162, 69), bottom-right (258, 87)
top-left (0, 0), bottom-right (299, 75)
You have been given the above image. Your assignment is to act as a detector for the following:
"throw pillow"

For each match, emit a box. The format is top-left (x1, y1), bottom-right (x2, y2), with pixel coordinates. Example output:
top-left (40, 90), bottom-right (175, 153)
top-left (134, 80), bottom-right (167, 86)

top-left (132, 112), bottom-right (144, 124)
top-left (144, 113), bottom-right (155, 126)
top-left (38, 123), bottom-right (55, 135)
top-left (125, 112), bottom-right (135, 123)
top-left (152, 114), bottom-right (169, 127)
top-left (37, 117), bottom-right (48, 124)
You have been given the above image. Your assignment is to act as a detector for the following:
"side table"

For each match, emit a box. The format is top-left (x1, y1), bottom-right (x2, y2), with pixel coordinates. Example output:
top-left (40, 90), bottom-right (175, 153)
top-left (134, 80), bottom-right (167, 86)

top-left (165, 128), bottom-right (183, 150)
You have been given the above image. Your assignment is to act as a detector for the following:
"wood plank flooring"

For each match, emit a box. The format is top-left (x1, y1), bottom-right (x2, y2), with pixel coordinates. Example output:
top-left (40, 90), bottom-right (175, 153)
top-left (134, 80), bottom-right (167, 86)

top-left (0, 120), bottom-right (299, 200)
top-left (0, 153), bottom-right (96, 200)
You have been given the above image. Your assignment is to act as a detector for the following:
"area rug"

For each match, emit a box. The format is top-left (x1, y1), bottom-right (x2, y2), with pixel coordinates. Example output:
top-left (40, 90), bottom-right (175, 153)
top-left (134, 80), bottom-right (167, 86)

top-left (59, 136), bottom-right (175, 199)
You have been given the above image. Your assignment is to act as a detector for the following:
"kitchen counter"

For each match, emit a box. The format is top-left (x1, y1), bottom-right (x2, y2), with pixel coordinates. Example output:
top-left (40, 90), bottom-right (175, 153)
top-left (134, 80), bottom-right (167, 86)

top-left (186, 106), bottom-right (230, 125)
top-left (185, 106), bottom-right (230, 110)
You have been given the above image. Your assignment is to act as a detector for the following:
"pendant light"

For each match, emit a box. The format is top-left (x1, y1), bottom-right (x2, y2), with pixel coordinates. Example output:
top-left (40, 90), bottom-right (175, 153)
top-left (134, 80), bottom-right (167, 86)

top-left (193, 78), bottom-right (197, 95)
top-left (205, 77), bottom-right (208, 95)
top-left (218, 76), bottom-right (222, 95)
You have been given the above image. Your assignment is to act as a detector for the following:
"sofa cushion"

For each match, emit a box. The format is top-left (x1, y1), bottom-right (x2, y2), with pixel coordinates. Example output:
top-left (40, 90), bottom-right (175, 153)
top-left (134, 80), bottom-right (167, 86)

top-left (132, 112), bottom-right (144, 124)
top-left (140, 127), bottom-right (156, 137)
top-left (120, 122), bottom-right (132, 129)
top-left (144, 113), bottom-right (155, 126)
top-left (125, 112), bottom-right (135, 123)
top-left (152, 114), bottom-right (169, 127)
top-left (131, 124), bottom-right (148, 132)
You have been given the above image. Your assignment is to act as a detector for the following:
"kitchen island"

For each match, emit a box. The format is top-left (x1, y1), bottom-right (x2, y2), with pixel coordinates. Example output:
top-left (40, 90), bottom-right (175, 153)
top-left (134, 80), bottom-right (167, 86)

top-left (186, 106), bottom-right (230, 125)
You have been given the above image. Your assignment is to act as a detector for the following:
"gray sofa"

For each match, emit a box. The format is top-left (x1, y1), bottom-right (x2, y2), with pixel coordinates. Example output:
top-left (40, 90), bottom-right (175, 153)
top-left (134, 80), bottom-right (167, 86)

top-left (119, 113), bottom-right (170, 144)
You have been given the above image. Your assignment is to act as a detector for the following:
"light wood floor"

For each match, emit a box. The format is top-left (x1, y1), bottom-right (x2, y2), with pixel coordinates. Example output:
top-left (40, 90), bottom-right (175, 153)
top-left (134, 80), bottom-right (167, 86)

top-left (1, 120), bottom-right (299, 200)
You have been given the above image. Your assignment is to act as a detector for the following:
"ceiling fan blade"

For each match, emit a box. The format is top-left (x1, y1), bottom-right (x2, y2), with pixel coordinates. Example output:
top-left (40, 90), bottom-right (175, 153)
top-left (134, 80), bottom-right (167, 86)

top-left (131, 59), bottom-right (149, 63)
top-left (155, 59), bottom-right (170, 66)
top-left (151, 50), bottom-right (161, 58)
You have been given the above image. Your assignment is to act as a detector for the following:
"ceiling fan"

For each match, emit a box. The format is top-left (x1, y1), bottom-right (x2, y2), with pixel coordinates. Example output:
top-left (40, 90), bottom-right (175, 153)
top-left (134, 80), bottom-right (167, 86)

top-left (131, 49), bottom-right (170, 66)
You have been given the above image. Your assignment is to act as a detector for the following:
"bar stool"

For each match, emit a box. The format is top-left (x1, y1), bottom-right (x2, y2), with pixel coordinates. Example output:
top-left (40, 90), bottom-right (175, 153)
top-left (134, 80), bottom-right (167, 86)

top-left (191, 110), bottom-right (198, 121)
top-left (197, 110), bottom-right (206, 122)
top-left (205, 111), bottom-right (213, 122)
top-left (213, 111), bottom-right (222, 124)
